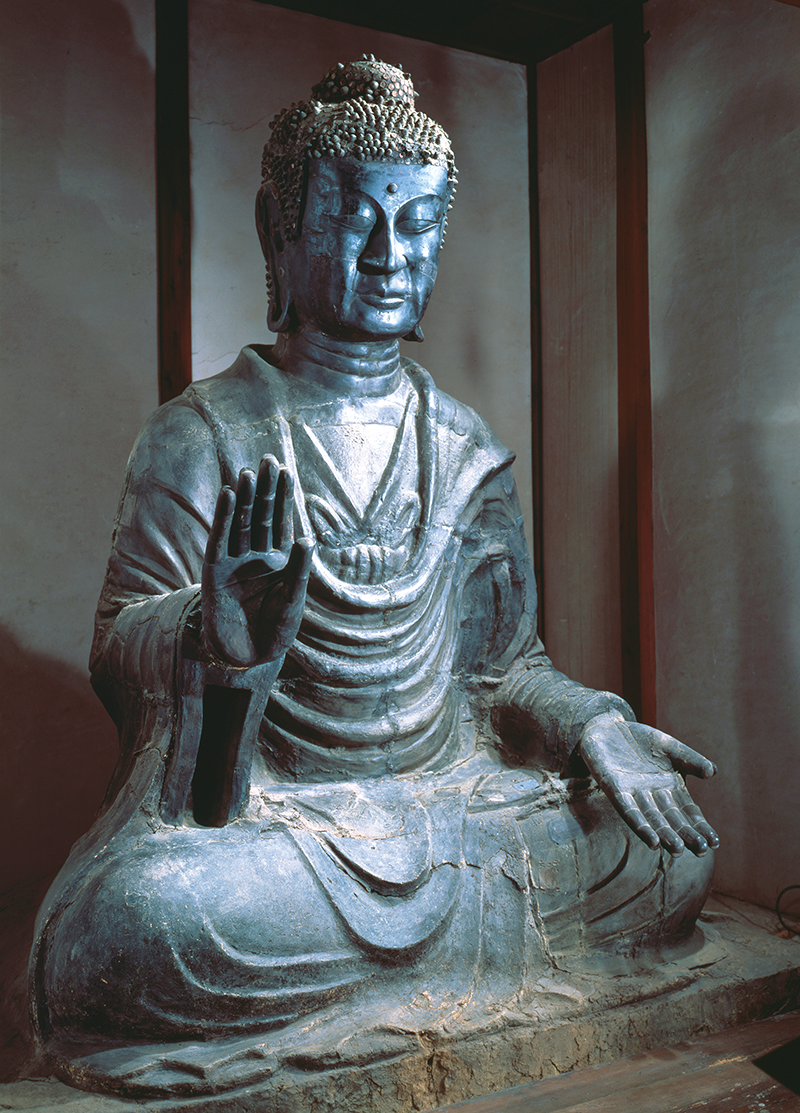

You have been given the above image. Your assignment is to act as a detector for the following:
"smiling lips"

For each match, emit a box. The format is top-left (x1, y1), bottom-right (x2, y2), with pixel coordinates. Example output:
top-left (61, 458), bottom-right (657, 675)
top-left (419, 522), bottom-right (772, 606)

top-left (359, 289), bottom-right (407, 309)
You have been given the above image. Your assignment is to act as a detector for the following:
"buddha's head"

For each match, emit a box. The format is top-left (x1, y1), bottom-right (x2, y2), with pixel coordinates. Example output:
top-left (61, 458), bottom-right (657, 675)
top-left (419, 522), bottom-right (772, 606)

top-left (256, 57), bottom-right (458, 343)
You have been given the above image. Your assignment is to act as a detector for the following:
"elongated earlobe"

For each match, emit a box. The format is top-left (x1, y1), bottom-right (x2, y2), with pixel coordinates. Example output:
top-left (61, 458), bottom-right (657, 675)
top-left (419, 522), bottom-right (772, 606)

top-left (403, 323), bottom-right (424, 342)
top-left (257, 187), bottom-right (293, 333)
top-left (267, 274), bottom-right (292, 333)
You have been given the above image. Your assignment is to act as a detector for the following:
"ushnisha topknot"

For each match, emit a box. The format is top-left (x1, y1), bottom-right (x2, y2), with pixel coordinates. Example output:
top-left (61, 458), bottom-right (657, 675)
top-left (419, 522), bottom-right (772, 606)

top-left (261, 55), bottom-right (458, 244)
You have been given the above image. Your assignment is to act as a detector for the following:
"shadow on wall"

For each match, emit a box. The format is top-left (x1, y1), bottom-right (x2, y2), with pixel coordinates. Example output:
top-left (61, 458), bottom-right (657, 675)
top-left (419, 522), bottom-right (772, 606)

top-left (0, 627), bottom-right (118, 1081)
top-left (653, 38), bottom-right (800, 904)
top-left (0, 875), bottom-right (54, 1083)
top-left (0, 626), bottom-right (117, 889)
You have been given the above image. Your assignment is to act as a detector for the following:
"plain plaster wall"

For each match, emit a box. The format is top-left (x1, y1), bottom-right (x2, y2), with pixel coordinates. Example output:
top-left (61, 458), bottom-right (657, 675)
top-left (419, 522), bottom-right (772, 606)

top-left (645, 0), bottom-right (800, 906)
top-left (1, 0), bottom-right (158, 896)
top-left (188, 0), bottom-right (534, 545)
top-left (538, 27), bottom-right (622, 694)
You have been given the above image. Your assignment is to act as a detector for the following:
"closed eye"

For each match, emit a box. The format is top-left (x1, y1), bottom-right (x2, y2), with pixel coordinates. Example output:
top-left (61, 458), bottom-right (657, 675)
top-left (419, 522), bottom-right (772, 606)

top-left (329, 213), bottom-right (375, 232)
top-left (396, 218), bottom-right (441, 235)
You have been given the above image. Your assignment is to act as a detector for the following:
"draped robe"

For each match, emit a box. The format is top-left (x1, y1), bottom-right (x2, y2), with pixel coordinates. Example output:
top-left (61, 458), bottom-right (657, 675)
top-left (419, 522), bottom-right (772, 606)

top-left (29, 347), bottom-right (713, 1097)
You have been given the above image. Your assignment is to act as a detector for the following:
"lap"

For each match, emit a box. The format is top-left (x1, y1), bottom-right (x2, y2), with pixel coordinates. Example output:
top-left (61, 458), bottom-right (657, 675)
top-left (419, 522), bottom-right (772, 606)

top-left (40, 768), bottom-right (714, 1041)
top-left (42, 821), bottom-right (367, 1041)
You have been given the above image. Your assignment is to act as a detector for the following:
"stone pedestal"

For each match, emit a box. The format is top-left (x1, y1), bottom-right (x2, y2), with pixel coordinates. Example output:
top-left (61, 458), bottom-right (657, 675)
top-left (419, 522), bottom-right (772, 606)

top-left (3, 895), bottom-right (799, 1113)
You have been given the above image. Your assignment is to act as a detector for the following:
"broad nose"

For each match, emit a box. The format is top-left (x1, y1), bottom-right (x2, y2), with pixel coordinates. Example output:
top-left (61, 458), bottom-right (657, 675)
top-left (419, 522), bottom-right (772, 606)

top-left (361, 215), bottom-right (406, 274)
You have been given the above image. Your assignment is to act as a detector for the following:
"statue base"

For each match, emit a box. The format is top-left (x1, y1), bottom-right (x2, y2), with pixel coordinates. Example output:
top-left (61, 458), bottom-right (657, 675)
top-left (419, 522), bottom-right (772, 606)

top-left (5, 895), bottom-right (800, 1113)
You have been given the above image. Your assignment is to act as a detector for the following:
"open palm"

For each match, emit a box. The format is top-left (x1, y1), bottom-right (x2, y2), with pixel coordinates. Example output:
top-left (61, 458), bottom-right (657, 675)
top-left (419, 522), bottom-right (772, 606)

top-left (201, 455), bottom-right (313, 667)
top-left (580, 712), bottom-right (719, 857)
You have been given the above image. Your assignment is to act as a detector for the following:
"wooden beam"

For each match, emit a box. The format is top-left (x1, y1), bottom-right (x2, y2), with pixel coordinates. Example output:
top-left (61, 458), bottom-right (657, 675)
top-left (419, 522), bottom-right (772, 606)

top-left (506, 0), bottom-right (592, 22)
top-left (256, 0), bottom-right (626, 66)
top-left (156, 0), bottom-right (192, 404)
top-left (613, 2), bottom-right (656, 724)
top-left (527, 63), bottom-right (546, 638)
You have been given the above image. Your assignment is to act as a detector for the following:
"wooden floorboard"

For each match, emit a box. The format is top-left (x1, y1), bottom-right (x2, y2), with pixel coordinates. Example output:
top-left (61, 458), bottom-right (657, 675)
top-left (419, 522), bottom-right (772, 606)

top-left (446, 1012), bottom-right (800, 1112)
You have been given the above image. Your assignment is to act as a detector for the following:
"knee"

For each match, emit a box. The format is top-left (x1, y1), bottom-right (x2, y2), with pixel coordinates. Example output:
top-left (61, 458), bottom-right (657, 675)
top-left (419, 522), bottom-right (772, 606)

top-left (37, 824), bottom-right (363, 1041)
top-left (38, 857), bottom-right (179, 1040)
top-left (660, 843), bottom-right (715, 941)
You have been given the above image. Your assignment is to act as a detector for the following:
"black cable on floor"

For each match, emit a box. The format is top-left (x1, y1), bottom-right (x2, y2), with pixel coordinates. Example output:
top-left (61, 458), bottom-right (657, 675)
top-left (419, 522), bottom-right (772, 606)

top-left (776, 885), bottom-right (800, 936)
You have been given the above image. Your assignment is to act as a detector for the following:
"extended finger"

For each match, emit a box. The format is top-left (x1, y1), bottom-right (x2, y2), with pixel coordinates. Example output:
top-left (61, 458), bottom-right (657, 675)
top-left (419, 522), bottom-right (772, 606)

top-left (285, 537), bottom-right (314, 608)
top-left (206, 486), bottom-right (236, 564)
top-left (612, 791), bottom-right (660, 851)
top-left (670, 783), bottom-right (721, 849)
top-left (653, 788), bottom-right (709, 855)
top-left (230, 469), bottom-right (256, 557)
top-left (659, 737), bottom-right (717, 779)
top-left (252, 456), bottom-right (279, 552)
top-left (636, 790), bottom-right (684, 856)
top-left (683, 802), bottom-right (720, 849)
top-left (274, 469), bottom-right (296, 553)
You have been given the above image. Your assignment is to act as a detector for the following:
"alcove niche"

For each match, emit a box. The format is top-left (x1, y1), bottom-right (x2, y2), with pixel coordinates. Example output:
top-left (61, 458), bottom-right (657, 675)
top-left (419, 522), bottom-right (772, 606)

top-left (2, 0), bottom-right (800, 1091)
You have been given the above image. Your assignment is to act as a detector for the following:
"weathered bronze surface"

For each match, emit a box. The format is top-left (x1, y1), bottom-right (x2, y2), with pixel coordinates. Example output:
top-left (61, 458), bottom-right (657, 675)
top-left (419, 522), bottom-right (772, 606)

top-left (29, 58), bottom-right (718, 1103)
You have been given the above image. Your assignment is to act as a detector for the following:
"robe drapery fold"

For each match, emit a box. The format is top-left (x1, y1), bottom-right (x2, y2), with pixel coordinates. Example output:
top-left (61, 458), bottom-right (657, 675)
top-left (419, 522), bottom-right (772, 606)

top-left (89, 346), bottom-right (633, 786)
top-left (30, 348), bottom-right (713, 1098)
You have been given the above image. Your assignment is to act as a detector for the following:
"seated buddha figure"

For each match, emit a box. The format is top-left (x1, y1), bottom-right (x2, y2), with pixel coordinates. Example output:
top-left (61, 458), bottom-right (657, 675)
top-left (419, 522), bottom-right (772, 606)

top-left (30, 58), bottom-right (719, 1099)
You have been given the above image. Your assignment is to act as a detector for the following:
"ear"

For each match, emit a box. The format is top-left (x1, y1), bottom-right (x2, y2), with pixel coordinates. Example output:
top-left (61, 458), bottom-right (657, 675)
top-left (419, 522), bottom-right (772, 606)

top-left (255, 184), bottom-right (284, 265)
top-left (255, 185), bottom-right (292, 332)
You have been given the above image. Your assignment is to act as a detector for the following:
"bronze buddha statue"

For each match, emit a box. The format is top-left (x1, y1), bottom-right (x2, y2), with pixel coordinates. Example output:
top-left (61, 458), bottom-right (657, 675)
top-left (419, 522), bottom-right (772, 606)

top-left (30, 57), bottom-right (718, 1102)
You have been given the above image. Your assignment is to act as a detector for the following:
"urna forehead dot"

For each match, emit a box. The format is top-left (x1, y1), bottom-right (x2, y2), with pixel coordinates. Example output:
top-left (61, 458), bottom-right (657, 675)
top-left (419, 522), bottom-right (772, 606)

top-left (306, 158), bottom-right (449, 206)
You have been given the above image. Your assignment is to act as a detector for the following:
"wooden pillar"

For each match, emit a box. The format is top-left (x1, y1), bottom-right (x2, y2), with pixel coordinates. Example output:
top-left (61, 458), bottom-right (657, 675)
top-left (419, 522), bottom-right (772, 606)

top-left (613, 1), bottom-right (656, 724)
top-left (528, 61), bottom-right (546, 637)
top-left (156, 0), bottom-right (192, 404)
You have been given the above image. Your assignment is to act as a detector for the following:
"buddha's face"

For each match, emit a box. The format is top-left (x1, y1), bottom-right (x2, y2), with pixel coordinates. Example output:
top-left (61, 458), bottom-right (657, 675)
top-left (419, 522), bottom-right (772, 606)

top-left (277, 159), bottom-right (448, 341)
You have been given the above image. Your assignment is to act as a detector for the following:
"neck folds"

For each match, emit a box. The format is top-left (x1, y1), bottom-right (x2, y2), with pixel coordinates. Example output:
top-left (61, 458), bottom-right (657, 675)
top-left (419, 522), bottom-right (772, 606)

top-left (272, 331), bottom-right (402, 397)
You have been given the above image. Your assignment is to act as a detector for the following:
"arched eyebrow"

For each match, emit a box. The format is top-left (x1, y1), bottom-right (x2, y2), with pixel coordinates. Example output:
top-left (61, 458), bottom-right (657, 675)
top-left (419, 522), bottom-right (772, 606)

top-left (397, 193), bottom-right (446, 209)
top-left (395, 195), bottom-right (446, 223)
top-left (324, 190), bottom-right (378, 215)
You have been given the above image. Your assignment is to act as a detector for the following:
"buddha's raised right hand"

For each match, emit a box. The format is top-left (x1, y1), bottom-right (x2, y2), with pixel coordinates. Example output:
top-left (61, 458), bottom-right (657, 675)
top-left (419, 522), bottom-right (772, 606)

top-left (201, 455), bottom-right (314, 667)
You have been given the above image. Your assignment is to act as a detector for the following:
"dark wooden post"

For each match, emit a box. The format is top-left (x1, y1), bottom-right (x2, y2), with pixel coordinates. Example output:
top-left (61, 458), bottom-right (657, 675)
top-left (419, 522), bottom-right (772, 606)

top-left (613, 1), bottom-right (656, 724)
top-left (156, 0), bottom-right (192, 404)
top-left (527, 60), bottom-right (546, 638)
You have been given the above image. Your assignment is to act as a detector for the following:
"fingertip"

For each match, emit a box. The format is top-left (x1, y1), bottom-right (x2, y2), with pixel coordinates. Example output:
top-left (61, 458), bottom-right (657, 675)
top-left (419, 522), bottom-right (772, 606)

top-left (216, 485), bottom-right (236, 515)
top-left (236, 468), bottom-right (257, 505)
top-left (290, 537), bottom-right (314, 569)
top-left (638, 825), bottom-right (660, 851)
top-left (256, 454), bottom-right (279, 490)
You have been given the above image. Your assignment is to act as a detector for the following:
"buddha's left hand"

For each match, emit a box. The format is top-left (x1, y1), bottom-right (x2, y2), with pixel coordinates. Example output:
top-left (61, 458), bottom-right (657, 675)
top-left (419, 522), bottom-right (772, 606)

top-left (578, 712), bottom-right (719, 856)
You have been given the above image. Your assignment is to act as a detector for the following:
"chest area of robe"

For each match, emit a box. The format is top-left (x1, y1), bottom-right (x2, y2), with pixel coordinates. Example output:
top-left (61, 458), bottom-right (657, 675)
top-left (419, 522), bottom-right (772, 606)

top-left (289, 385), bottom-right (421, 584)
